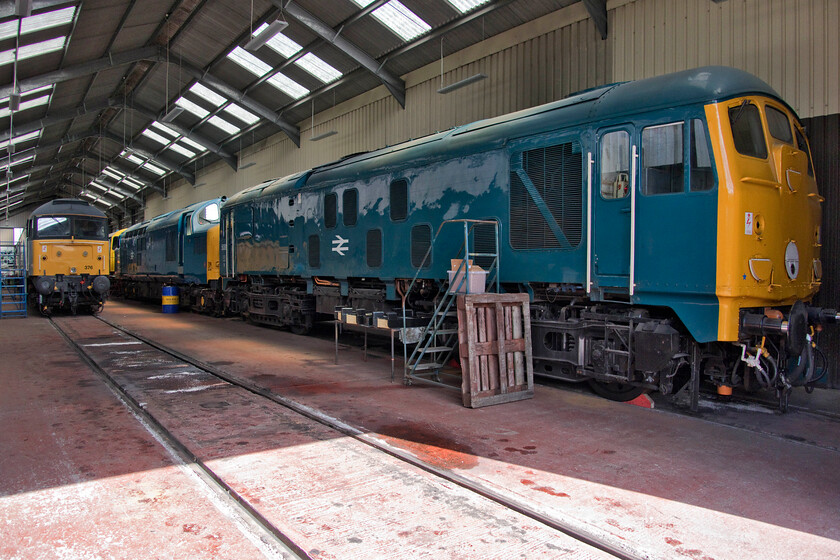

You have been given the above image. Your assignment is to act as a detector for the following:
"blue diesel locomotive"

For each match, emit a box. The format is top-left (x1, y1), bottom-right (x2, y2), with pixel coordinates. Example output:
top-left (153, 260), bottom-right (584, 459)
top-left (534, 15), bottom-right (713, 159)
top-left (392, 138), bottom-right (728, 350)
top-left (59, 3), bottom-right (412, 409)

top-left (117, 67), bottom-right (837, 407)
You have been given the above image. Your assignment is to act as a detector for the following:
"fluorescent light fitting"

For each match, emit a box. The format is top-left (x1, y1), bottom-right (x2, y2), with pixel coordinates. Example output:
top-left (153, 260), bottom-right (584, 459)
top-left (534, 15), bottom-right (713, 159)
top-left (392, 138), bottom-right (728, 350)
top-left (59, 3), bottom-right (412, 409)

top-left (437, 73), bottom-right (487, 94)
top-left (161, 106), bottom-right (185, 122)
top-left (245, 18), bottom-right (289, 52)
top-left (14, 0), bottom-right (32, 17)
top-left (310, 130), bottom-right (338, 141)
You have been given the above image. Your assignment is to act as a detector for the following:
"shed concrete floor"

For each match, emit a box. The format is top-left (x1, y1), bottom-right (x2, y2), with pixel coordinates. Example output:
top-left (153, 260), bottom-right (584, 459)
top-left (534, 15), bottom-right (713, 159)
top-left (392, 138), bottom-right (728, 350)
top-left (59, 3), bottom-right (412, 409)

top-left (2, 300), bottom-right (839, 560)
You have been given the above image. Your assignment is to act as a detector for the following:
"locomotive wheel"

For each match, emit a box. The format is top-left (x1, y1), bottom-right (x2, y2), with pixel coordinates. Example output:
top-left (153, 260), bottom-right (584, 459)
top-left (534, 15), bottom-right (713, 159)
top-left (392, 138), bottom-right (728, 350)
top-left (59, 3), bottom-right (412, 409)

top-left (587, 379), bottom-right (646, 402)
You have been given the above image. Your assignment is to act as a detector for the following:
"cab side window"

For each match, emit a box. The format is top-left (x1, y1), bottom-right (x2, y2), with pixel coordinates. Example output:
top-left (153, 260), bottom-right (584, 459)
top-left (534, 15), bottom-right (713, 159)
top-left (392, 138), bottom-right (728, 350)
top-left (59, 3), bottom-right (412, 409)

top-left (600, 131), bottom-right (630, 199)
top-left (642, 122), bottom-right (684, 195)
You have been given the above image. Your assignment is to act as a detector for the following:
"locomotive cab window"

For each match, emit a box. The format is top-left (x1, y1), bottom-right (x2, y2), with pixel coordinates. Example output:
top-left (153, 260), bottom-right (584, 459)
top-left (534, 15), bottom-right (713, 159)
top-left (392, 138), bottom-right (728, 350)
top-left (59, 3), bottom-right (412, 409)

top-left (766, 106), bottom-right (793, 144)
top-left (198, 202), bottom-right (219, 224)
top-left (36, 216), bottom-right (70, 238)
top-left (600, 131), bottom-right (630, 199)
top-left (324, 193), bottom-right (337, 228)
top-left (343, 188), bottom-right (358, 226)
top-left (729, 101), bottom-right (768, 159)
top-left (642, 122), bottom-right (684, 195)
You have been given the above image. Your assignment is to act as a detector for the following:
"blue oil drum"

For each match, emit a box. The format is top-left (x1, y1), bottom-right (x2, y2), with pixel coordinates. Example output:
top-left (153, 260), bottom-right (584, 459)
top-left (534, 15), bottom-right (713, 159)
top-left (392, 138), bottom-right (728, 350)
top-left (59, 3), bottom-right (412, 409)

top-left (162, 285), bottom-right (179, 313)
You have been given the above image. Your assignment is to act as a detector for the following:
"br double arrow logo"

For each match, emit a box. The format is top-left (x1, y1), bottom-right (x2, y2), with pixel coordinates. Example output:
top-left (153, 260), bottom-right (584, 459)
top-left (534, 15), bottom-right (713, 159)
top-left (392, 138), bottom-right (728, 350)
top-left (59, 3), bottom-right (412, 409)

top-left (332, 234), bottom-right (349, 256)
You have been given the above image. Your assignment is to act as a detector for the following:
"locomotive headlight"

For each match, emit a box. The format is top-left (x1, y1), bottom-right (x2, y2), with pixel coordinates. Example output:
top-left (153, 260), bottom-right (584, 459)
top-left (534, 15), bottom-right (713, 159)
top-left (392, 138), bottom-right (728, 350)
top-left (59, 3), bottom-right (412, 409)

top-left (70, 267), bottom-right (77, 274)
top-left (785, 241), bottom-right (799, 280)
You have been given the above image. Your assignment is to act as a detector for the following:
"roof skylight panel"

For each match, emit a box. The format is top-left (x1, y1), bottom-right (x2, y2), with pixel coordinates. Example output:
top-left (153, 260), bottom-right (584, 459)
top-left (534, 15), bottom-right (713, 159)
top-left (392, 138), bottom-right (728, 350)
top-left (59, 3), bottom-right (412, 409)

top-left (121, 176), bottom-right (146, 189)
top-left (268, 73), bottom-right (309, 99)
top-left (446, 0), bottom-right (490, 13)
top-left (143, 162), bottom-right (167, 175)
top-left (178, 136), bottom-right (208, 152)
top-left (0, 130), bottom-right (41, 150)
top-left (0, 36), bottom-right (67, 67)
top-left (141, 129), bottom-right (170, 147)
top-left (0, 6), bottom-right (76, 41)
top-left (21, 6), bottom-right (76, 34)
top-left (0, 93), bottom-right (51, 117)
top-left (167, 143), bottom-right (196, 159)
top-left (251, 24), bottom-right (342, 84)
top-left (254, 24), bottom-right (300, 58)
top-left (5, 173), bottom-right (30, 185)
top-left (122, 152), bottom-right (167, 176)
top-left (229, 45), bottom-right (308, 99)
top-left (297, 53), bottom-right (342, 83)
top-left (207, 115), bottom-right (240, 135)
top-left (189, 83), bottom-right (226, 107)
top-left (351, 0), bottom-right (430, 41)
top-left (102, 168), bottom-right (125, 181)
top-left (150, 121), bottom-right (179, 138)
top-left (175, 97), bottom-right (210, 119)
top-left (0, 85), bottom-right (51, 107)
top-left (227, 46), bottom-right (271, 77)
top-left (223, 103), bottom-right (260, 125)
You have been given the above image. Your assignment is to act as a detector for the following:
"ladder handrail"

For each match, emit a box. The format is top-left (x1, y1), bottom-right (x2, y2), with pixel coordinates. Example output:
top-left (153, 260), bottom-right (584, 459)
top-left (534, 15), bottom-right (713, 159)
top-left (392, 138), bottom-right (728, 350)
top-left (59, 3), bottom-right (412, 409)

top-left (402, 219), bottom-right (501, 384)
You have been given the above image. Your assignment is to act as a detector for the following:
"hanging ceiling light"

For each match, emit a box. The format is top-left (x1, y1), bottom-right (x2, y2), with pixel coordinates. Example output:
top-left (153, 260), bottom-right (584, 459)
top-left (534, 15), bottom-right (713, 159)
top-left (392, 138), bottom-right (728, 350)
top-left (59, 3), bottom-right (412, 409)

top-left (244, 18), bottom-right (289, 51)
top-left (437, 73), bottom-right (487, 94)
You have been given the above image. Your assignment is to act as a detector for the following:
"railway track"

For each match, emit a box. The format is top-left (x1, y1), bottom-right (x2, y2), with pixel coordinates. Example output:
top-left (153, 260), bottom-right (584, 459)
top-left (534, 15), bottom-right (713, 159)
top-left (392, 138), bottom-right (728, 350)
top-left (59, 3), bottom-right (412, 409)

top-left (50, 314), bottom-right (642, 560)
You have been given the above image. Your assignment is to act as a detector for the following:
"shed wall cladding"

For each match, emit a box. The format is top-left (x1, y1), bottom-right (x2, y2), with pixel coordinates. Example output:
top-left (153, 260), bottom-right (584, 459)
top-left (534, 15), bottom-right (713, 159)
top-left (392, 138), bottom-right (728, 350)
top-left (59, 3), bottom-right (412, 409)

top-left (609, 0), bottom-right (840, 119)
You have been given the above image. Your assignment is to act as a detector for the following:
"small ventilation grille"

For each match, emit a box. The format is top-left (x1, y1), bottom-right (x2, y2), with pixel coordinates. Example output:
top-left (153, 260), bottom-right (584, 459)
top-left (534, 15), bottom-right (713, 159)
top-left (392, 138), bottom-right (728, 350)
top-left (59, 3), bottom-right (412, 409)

top-left (411, 224), bottom-right (431, 268)
top-left (510, 141), bottom-right (582, 250)
top-left (390, 179), bottom-right (408, 221)
top-left (343, 189), bottom-right (358, 226)
top-left (471, 222), bottom-right (497, 270)
top-left (324, 193), bottom-right (337, 229)
top-left (308, 234), bottom-right (320, 268)
top-left (367, 229), bottom-right (382, 268)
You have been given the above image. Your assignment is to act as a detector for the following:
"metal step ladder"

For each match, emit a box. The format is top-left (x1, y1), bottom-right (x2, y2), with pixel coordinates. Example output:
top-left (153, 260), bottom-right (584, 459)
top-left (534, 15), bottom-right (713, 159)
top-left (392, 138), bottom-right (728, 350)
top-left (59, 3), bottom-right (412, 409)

top-left (0, 227), bottom-right (27, 319)
top-left (402, 219), bottom-right (500, 387)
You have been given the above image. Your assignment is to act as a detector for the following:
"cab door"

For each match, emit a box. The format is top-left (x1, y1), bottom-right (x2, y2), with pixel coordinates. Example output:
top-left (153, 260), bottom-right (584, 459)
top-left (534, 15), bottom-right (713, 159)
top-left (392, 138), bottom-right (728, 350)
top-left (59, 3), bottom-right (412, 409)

top-left (592, 128), bottom-right (635, 293)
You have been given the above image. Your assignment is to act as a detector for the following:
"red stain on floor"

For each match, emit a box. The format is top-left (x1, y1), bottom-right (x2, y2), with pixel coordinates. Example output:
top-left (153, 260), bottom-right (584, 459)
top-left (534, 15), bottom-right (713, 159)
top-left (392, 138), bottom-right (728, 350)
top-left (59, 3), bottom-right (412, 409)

top-left (520, 478), bottom-right (569, 497)
top-left (374, 423), bottom-right (479, 470)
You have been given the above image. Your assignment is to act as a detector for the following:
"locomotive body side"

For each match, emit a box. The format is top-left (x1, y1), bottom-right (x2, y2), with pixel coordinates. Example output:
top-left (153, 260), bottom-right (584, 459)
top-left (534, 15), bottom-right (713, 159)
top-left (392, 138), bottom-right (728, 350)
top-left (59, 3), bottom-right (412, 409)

top-left (25, 199), bottom-right (111, 314)
top-left (207, 67), bottom-right (838, 406)
top-left (116, 198), bottom-right (222, 304)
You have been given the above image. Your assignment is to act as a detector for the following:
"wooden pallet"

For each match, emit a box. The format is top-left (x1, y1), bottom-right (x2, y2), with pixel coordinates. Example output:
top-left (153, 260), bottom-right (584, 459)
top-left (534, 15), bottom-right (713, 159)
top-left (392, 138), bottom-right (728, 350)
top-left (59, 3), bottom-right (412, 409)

top-left (456, 293), bottom-right (534, 408)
